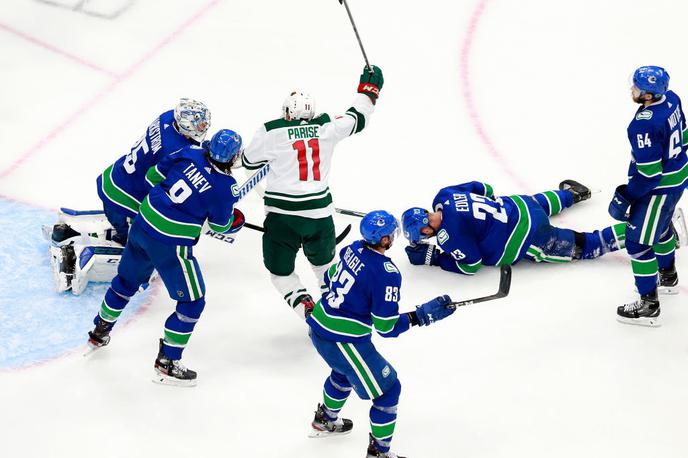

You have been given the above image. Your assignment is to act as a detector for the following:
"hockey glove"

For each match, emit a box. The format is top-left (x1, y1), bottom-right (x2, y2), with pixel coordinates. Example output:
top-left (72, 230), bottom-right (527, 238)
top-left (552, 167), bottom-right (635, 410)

top-left (405, 243), bottom-right (440, 266)
top-left (415, 295), bottom-right (454, 326)
top-left (608, 185), bottom-right (631, 221)
top-left (358, 65), bottom-right (384, 104)
top-left (228, 208), bottom-right (245, 234)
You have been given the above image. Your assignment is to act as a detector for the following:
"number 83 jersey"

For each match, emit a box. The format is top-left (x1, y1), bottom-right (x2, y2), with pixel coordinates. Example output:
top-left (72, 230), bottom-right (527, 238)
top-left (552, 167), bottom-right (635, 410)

top-left (242, 94), bottom-right (375, 219)
top-left (432, 184), bottom-right (549, 268)
top-left (307, 240), bottom-right (412, 343)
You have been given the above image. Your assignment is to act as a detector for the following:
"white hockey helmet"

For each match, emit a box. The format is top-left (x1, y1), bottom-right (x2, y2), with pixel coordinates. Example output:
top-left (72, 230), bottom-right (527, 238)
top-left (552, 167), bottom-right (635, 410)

top-left (174, 98), bottom-right (211, 142)
top-left (282, 91), bottom-right (316, 121)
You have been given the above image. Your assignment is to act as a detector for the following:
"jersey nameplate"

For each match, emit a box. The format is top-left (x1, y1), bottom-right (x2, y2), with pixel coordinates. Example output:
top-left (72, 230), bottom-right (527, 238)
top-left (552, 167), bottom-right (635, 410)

top-left (287, 125), bottom-right (320, 140)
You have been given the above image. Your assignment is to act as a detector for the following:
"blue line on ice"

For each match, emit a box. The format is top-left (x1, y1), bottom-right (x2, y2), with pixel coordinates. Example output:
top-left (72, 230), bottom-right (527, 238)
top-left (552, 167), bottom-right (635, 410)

top-left (0, 198), bottom-right (148, 370)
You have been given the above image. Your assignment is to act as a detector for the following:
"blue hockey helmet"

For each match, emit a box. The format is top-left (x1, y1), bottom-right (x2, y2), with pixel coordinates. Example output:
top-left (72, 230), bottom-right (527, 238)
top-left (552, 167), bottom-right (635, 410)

top-left (207, 129), bottom-right (243, 164)
top-left (632, 66), bottom-right (669, 99)
top-left (360, 210), bottom-right (400, 245)
top-left (401, 207), bottom-right (430, 243)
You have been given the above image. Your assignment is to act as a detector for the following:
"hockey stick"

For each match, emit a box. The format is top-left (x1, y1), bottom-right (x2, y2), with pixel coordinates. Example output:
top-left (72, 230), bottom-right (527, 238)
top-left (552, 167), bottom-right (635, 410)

top-left (335, 207), bottom-right (367, 218)
top-left (242, 221), bottom-right (353, 245)
top-left (337, 0), bottom-right (373, 74)
top-left (447, 265), bottom-right (512, 310)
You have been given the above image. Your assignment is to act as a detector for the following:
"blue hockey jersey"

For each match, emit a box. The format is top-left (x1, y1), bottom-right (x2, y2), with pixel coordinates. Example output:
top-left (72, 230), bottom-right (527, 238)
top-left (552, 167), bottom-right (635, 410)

top-left (307, 240), bottom-right (411, 343)
top-left (625, 90), bottom-right (688, 200)
top-left (137, 145), bottom-right (239, 246)
top-left (430, 182), bottom-right (548, 274)
top-left (97, 110), bottom-right (197, 218)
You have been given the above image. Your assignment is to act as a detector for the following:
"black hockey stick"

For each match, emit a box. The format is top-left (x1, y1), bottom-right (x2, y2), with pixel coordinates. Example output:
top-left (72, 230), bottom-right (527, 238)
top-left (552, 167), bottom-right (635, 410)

top-left (337, 0), bottom-right (373, 74)
top-left (447, 265), bottom-right (512, 310)
top-left (335, 207), bottom-right (366, 218)
top-left (244, 222), bottom-right (353, 245)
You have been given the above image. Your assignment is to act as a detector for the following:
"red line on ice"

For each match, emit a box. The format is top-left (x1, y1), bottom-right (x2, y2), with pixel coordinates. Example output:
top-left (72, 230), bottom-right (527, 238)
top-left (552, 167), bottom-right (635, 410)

top-left (460, 0), bottom-right (688, 294)
top-left (0, 0), bottom-right (221, 181)
top-left (0, 21), bottom-right (119, 78)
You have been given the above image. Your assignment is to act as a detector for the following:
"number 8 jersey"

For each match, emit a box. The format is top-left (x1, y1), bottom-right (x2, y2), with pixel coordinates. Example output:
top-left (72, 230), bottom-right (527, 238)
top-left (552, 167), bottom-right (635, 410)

top-left (242, 94), bottom-right (375, 219)
top-left (307, 240), bottom-right (412, 343)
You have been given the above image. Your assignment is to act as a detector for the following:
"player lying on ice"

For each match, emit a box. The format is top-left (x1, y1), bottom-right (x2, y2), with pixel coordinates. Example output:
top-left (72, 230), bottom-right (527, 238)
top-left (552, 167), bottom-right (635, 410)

top-left (401, 180), bottom-right (627, 274)
top-left (305, 210), bottom-right (456, 458)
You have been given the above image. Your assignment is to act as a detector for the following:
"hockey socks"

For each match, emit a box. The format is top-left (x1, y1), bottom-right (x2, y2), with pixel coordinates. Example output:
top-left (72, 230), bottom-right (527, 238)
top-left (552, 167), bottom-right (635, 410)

top-left (96, 285), bottom-right (131, 326)
top-left (322, 372), bottom-right (353, 419)
top-left (653, 229), bottom-right (676, 270)
top-left (162, 298), bottom-right (205, 360)
top-left (626, 240), bottom-right (659, 296)
top-left (533, 190), bottom-right (574, 217)
top-left (575, 223), bottom-right (627, 259)
top-left (369, 380), bottom-right (401, 454)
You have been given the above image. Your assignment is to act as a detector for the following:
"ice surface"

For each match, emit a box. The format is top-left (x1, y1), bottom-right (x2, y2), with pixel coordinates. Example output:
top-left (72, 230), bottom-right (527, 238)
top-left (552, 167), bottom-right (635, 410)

top-left (0, 0), bottom-right (687, 457)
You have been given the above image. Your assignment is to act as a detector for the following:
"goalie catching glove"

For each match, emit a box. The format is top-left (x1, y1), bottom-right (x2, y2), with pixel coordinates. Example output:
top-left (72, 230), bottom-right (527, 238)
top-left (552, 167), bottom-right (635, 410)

top-left (357, 65), bottom-right (384, 104)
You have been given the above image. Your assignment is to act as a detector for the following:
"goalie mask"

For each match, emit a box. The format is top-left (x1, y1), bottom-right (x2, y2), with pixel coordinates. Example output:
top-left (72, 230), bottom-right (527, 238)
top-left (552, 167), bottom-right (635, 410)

top-left (174, 98), bottom-right (211, 142)
top-left (282, 91), bottom-right (315, 121)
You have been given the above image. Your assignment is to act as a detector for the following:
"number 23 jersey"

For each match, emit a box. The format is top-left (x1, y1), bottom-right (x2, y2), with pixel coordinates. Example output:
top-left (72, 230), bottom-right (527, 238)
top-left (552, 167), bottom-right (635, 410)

top-left (241, 94), bottom-right (374, 219)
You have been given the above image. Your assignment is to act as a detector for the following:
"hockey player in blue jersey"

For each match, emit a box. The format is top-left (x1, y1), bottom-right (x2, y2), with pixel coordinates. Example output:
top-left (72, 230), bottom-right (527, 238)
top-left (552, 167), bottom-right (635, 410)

top-left (401, 180), bottom-right (627, 275)
top-left (97, 98), bottom-right (210, 245)
top-left (87, 129), bottom-right (245, 386)
top-left (609, 66), bottom-right (688, 326)
top-left (306, 210), bottom-right (455, 458)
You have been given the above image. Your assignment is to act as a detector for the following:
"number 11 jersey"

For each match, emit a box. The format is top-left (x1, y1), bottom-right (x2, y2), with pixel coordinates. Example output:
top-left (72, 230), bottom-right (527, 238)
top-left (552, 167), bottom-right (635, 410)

top-left (242, 93), bottom-right (374, 219)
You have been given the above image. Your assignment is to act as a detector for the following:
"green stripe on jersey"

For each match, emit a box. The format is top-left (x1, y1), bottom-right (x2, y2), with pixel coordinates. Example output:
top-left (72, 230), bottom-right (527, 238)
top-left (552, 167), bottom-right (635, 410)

top-left (346, 107), bottom-right (366, 134)
top-left (496, 195), bottom-right (531, 266)
top-left (636, 160), bottom-right (663, 178)
top-left (456, 260), bottom-right (482, 274)
top-left (145, 165), bottom-right (165, 187)
top-left (101, 164), bottom-right (141, 214)
top-left (139, 196), bottom-right (202, 240)
top-left (263, 114), bottom-right (332, 132)
top-left (484, 183), bottom-right (494, 198)
top-left (264, 193), bottom-right (333, 212)
top-left (310, 302), bottom-right (372, 338)
top-left (371, 314), bottom-right (399, 334)
top-left (339, 343), bottom-right (381, 398)
top-left (657, 162), bottom-right (688, 189)
top-left (208, 214), bottom-right (234, 233)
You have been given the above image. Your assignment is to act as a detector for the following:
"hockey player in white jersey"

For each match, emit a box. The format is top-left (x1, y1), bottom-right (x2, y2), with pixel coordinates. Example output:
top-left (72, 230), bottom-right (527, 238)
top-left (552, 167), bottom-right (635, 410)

top-left (241, 65), bottom-right (383, 318)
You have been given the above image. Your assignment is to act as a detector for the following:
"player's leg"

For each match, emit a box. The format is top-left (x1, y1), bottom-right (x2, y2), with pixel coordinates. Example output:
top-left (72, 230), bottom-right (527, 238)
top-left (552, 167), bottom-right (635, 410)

top-left (531, 189), bottom-right (574, 217)
top-left (616, 194), bottom-right (671, 326)
top-left (102, 202), bottom-right (131, 246)
top-left (654, 227), bottom-right (678, 294)
top-left (88, 222), bottom-right (155, 348)
top-left (310, 370), bottom-right (355, 437)
top-left (302, 215), bottom-right (336, 295)
top-left (146, 240), bottom-right (207, 386)
top-left (367, 380), bottom-right (402, 458)
top-left (263, 212), bottom-right (311, 318)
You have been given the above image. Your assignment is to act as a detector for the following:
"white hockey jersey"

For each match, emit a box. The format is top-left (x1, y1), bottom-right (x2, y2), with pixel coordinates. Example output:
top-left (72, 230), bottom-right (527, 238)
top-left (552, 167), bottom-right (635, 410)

top-left (242, 93), bottom-right (374, 218)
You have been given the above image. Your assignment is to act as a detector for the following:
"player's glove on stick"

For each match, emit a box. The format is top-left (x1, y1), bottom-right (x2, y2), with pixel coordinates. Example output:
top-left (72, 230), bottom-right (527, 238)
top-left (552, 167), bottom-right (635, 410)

top-left (228, 208), bottom-right (245, 234)
top-left (358, 65), bottom-right (383, 104)
top-left (608, 185), bottom-right (631, 221)
top-left (415, 295), bottom-right (454, 326)
top-left (405, 243), bottom-right (440, 266)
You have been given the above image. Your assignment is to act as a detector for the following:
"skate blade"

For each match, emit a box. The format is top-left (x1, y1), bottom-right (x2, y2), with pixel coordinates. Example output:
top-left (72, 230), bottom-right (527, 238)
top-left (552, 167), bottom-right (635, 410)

top-left (83, 342), bottom-right (106, 357)
top-left (308, 428), bottom-right (352, 439)
top-left (658, 285), bottom-right (679, 295)
top-left (616, 315), bottom-right (661, 327)
top-left (152, 371), bottom-right (197, 387)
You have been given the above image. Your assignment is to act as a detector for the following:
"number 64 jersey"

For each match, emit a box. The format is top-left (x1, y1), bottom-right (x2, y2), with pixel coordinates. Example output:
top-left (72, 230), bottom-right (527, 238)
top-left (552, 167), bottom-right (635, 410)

top-left (241, 94), bottom-right (375, 219)
top-left (307, 240), bottom-right (412, 343)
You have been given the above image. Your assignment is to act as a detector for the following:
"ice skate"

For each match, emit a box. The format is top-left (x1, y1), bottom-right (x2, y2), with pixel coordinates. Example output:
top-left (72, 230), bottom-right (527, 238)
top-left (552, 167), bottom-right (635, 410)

top-left (658, 264), bottom-right (679, 295)
top-left (84, 320), bottom-right (113, 356)
top-left (559, 179), bottom-right (591, 204)
top-left (152, 339), bottom-right (197, 387)
top-left (617, 291), bottom-right (661, 327)
top-left (308, 403), bottom-right (353, 438)
top-left (366, 433), bottom-right (406, 458)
